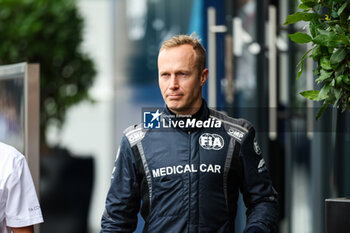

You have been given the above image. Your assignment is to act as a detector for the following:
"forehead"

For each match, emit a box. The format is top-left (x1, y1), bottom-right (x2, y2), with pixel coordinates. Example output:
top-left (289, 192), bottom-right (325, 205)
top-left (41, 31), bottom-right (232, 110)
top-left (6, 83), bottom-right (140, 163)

top-left (158, 44), bottom-right (197, 69)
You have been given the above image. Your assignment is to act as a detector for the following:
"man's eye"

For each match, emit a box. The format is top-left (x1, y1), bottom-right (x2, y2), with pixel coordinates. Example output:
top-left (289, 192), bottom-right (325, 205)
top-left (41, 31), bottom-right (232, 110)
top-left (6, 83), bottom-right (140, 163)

top-left (161, 73), bottom-right (169, 77)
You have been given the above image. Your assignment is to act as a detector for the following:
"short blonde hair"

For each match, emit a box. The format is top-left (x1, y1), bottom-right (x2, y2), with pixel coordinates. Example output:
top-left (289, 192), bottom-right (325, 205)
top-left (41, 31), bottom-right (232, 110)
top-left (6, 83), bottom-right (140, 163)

top-left (159, 33), bottom-right (206, 72)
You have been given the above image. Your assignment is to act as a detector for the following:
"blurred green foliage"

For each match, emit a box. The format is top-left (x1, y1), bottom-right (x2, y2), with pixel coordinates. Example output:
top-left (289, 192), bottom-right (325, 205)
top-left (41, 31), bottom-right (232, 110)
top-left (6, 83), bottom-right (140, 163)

top-left (0, 0), bottom-right (96, 147)
top-left (284, 0), bottom-right (350, 119)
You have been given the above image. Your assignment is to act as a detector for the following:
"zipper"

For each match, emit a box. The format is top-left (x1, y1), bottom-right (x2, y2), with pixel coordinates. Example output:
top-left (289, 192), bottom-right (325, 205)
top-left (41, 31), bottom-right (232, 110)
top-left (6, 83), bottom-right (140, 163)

top-left (188, 130), bottom-right (191, 232)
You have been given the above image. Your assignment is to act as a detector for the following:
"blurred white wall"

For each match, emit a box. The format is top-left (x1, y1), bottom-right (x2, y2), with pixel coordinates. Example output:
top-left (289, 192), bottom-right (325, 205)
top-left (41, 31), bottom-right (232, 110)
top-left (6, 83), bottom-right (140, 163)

top-left (47, 0), bottom-right (114, 232)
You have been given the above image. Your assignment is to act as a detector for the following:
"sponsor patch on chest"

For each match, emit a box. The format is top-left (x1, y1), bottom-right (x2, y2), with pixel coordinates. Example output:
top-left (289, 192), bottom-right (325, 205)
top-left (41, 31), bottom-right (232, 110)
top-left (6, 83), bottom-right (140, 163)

top-left (199, 133), bottom-right (224, 150)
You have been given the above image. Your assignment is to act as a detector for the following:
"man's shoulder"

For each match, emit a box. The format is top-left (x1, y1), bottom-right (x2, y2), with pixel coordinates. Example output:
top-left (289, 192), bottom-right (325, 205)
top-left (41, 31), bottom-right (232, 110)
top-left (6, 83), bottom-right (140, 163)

top-left (0, 142), bottom-right (25, 163)
top-left (122, 123), bottom-right (147, 147)
top-left (208, 108), bottom-right (254, 141)
top-left (0, 142), bottom-right (25, 178)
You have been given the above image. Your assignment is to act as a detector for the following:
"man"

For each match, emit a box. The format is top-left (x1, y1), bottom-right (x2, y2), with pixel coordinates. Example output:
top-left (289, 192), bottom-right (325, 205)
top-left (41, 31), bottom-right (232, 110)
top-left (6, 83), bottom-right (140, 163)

top-left (0, 142), bottom-right (44, 233)
top-left (101, 34), bottom-right (278, 233)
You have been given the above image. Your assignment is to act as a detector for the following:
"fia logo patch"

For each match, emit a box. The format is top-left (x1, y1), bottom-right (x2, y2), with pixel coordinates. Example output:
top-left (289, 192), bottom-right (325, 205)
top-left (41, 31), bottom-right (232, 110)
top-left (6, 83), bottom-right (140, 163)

top-left (199, 133), bottom-right (224, 150)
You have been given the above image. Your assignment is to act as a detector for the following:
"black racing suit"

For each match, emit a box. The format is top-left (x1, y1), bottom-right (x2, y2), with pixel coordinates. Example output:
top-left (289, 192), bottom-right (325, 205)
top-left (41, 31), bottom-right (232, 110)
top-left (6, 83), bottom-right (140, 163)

top-left (101, 101), bottom-right (278, 233)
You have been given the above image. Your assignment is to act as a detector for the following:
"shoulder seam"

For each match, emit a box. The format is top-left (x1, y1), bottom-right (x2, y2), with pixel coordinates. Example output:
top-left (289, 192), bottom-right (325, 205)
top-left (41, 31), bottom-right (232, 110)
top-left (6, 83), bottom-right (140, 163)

top-left (209, 108), bottom-right (251, 133)
top-left (0, 143), bottom-right (25, 161)
top-left (123, 123), bottom-right (147, 146)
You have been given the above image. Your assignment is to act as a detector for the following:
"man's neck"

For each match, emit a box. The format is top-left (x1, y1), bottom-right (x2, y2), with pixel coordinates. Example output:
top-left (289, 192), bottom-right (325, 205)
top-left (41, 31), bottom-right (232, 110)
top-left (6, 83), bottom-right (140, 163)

top-left (168, 99), bottom-right (203, 116)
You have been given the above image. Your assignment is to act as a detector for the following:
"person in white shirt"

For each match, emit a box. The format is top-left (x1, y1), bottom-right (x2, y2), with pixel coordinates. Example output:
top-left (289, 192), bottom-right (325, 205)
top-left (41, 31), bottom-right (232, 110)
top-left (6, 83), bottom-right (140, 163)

top-left (0, 142), bottom-right (43, 233)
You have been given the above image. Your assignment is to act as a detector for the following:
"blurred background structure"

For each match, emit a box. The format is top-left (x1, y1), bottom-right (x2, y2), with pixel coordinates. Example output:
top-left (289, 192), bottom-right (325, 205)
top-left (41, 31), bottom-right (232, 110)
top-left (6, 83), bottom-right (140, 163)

top-left (1, 0), bottom-right (350, 233)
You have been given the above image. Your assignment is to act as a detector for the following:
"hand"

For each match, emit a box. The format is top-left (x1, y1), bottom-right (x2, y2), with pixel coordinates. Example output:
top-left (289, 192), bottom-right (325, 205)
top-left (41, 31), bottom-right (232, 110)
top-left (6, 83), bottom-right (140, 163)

top-left (12, 225), bottom-right (34, 233)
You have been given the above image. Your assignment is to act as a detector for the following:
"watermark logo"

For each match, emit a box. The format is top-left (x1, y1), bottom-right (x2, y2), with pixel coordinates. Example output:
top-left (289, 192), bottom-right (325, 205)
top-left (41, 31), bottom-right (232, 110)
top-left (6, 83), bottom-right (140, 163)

top-left (142, 108), bottom-right (222, 130)
top-left (199, 133), bottom-right (224, 150)
top-left (143, 109), bottom-right (162, 129)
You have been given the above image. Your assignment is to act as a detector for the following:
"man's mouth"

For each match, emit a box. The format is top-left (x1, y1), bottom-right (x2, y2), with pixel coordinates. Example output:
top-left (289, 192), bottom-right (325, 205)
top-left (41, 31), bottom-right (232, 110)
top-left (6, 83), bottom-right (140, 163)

top-left (167, 94), bottom-right (183, 100)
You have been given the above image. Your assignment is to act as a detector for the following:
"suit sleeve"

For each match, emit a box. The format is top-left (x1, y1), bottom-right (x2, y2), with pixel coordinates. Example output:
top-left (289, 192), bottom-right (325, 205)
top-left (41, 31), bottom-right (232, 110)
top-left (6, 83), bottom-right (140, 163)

top-left (101, 135), bottom-right (141, 233)
top-left (238, 127), bottom-right (279, 233)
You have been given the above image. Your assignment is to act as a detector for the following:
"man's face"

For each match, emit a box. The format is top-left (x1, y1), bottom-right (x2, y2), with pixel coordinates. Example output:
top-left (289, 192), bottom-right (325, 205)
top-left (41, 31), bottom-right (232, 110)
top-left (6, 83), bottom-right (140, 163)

top-left (158, 44), bottom-right (208, 115)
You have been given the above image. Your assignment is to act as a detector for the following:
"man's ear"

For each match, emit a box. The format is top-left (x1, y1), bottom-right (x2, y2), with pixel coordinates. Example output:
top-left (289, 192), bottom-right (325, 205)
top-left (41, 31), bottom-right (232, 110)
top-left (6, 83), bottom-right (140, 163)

top-left (200, 68), bottom-right (208, 86)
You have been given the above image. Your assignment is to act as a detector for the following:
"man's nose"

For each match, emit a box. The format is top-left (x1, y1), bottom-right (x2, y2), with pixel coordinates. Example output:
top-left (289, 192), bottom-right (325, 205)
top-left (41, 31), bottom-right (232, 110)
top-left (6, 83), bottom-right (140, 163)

top-left (169, 75), bottom-right (179, 90)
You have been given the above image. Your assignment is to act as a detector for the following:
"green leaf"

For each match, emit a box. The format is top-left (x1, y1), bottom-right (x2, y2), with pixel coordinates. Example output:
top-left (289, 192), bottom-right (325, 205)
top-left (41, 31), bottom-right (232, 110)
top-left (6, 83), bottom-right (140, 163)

top-left (331, 11), bottom-right (339, 19)
top-left (330, 48), bottom-right (347, 64)
top-left (299, 4), bottom-right (310, 10)
top-left (336, 75), bottom-right (343, 87)
top-left (343, 74), bottom-right (350, 85)
top-left (337, 2), bottom-right (348, 16)
top-left (335, 64), bottom-right (346, 76)
top-left (318, 85), bottom-right (331, 100)
top-left (301, 0), bottom-right (317, 7)
top-left (314, 68), bottom-right (320, 76)
top-left (315, 69), bottom-right (333, 83)
top-left (309, 20), bottom-right (321, 38)
top-left (313, 34), bottom-right (335, 47)
top-left (310, 45), bottom-right (321, 60)
top-left (316, 102), bottom-right (329, 119)
top-left (333, 24), bottom-right (345, 34)
top-left (288, 32), bottom-right (313, 43)
top-left (300, 0), bottom-right (316, 3)
top-left (330, 79), bottom-right (335, 87)
top-left (321, 57), bottom-right (332, 70)
top-left (300, 90), bottom-right (320, 101)
top-left (334, 88), bottom-right (342, 101)
top-left (317, 29), bottom-right (337, 37)
top-left (338, 35), bottom-right (350, 45)
top-left (299, 1), bottom-right (317, 9)
top-left (326, 88), bottom-right (337, 104)
top-left (313, 30), bottom-right (344, 47)
top-left (296, 66), bottom-right (304, 80)
top-left (284, 12), bottom-right (319, 25)
top-left (296, 49), bottom-right (313, 80)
